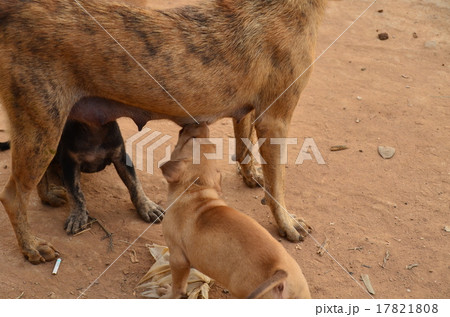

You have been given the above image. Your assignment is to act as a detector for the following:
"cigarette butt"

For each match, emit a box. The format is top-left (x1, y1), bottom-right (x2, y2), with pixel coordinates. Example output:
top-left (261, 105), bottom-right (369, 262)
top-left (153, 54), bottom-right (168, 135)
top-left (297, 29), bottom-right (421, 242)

top-left (52, 258), bottom-right (62, 275)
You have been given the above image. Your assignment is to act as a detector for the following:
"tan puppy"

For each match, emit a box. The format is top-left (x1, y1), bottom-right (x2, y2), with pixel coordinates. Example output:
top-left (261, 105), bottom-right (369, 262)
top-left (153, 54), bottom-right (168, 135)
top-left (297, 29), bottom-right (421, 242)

top-left (160, 123), bottom-right (311, 299)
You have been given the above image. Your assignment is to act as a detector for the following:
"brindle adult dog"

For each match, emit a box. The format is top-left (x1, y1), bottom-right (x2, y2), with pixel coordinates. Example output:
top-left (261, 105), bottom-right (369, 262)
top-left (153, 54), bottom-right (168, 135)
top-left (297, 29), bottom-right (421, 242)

top-left (0, 0), bottom-right (326, 264)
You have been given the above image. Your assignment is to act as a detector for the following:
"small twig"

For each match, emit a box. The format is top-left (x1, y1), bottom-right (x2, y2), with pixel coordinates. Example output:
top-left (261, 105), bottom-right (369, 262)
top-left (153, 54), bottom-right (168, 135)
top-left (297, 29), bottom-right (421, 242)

top-left (381, 250), bottom-right (390, 269)
top-left (88, 216), bottom-right (114, 252)
top-left (317, 238), bottom-right (329, 256)
top-left (73, 227), bottom-right (91, 237)
top-left (348, 246), bottom-right (363, 251)
top-left (330, 145), bottom-right (348, 151)
top-left (406, 263), bottom-right (419, 270)
top-left (16, 291), bottom-right (24, 299)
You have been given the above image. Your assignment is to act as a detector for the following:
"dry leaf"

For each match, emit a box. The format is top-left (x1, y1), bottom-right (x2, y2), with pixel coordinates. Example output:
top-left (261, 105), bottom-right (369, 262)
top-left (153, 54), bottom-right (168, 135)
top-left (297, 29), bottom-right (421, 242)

top-left (130, 249), bottom-right (139, 263)
top-left (136, 244), bottom-right (214, 299)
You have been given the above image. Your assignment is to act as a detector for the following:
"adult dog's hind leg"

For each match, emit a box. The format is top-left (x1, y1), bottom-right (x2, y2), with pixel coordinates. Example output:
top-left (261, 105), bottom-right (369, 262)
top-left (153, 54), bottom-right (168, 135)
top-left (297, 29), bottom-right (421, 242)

top-left (254, 101), bottom-right (312, 242)
top-left (233, 111), bottom-right (264, 188)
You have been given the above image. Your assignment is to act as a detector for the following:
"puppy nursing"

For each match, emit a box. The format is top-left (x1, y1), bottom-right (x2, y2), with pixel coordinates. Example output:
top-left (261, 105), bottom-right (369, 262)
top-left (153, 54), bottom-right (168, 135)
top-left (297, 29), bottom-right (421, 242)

top-left (161, 124), bottom-right (311, 299)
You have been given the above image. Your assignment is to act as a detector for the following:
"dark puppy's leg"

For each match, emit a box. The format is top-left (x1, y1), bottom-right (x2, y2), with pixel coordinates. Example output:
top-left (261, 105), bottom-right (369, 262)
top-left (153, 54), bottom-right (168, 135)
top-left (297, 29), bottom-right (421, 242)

top-left (105, 122), bottom-right (164, 222)
top-left (113, 147), bottom-right (164, 223)
top-left (61, 154), bottom-right (89, 234)
top-left (37, 157), bottom-right (68, 207)
top-left (233, 112), bottom-right (264, 188)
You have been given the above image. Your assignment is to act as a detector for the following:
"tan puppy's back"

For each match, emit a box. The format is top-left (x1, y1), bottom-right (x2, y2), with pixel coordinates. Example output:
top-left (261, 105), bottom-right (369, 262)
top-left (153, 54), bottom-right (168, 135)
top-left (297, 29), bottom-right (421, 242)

top-left (179, 205), bottom-right (310, 299)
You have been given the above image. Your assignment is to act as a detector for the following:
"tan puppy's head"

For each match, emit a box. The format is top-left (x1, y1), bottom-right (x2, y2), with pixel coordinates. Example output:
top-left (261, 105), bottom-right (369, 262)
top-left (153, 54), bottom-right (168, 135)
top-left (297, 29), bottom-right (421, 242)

top-left (161, 123), bottom-right (221, 192)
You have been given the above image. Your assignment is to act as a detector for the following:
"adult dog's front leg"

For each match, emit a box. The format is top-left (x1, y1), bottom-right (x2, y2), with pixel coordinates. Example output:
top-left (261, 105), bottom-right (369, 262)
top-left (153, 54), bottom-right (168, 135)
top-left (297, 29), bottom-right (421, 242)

top-left (113, 148), bottom-right (164, 223)
top-left (1, 177), bottom-right (59, 263)
top-left (255, 113), bottom-right (312, 242)
top-left (0, 111), bottom-right (64, 263)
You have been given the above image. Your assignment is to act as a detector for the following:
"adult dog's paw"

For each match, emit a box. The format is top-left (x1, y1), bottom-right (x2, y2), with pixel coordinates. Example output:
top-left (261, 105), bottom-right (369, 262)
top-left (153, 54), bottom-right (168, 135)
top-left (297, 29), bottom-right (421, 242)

top-left (278, 215), bottom-right (313, 242)
top-left (22, 236), bottom-right (59, 264)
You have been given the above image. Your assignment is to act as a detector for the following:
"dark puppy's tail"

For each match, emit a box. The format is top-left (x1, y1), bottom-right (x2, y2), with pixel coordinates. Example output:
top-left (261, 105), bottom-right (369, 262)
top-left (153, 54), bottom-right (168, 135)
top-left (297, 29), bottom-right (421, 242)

top-left (0, 141), bottom-right (11, 151)
top-left (247, 270), bottom-right (288, 299)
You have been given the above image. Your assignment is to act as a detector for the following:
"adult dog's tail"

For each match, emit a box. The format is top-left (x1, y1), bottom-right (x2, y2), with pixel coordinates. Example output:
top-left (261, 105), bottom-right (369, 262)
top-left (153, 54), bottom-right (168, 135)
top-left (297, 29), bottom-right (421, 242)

top-left (247, 270), bottom-right (288, 299)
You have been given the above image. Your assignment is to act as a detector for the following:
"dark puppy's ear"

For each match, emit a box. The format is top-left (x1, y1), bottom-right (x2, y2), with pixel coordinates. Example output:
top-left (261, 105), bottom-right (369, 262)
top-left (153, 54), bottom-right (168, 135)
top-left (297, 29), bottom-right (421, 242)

top-left (160, 160), bottom-right (186, 183)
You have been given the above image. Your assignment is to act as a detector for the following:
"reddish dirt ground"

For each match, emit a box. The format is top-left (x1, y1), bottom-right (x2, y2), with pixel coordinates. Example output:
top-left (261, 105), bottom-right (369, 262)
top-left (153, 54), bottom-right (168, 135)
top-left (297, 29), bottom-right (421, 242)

top-left (0, 0), bottom-right (448, 299)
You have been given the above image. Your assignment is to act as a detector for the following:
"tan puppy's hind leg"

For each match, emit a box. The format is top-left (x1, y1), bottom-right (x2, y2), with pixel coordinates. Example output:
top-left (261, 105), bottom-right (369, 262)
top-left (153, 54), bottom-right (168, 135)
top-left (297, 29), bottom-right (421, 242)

top-left (168, 249), bottom-right (191, 299)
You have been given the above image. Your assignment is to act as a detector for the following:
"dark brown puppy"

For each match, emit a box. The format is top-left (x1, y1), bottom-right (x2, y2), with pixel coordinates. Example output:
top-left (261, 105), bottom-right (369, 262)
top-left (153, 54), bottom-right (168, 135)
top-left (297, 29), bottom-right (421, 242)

top-left (41, 119), bottom-right (164, 234)
top-left (161, 123), bottom-right (311, 299)
top-left (1, 119), bottom-right (164, 234)
top-left (0, 0), bottom-right (326, 263)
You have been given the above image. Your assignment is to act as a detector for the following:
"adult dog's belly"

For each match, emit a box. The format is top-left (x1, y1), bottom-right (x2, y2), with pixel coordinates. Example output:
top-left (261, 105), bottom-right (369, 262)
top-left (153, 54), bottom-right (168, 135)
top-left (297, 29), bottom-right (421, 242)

top-left (69, 97), bottom-right (254, 130)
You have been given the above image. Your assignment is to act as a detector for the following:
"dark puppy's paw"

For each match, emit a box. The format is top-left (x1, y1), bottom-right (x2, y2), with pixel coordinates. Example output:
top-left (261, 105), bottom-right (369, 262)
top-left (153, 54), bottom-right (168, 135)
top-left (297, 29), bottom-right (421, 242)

top-left (64, 210), bottom-right (89, 234)
top-left (38, 184), bottom-right (68, 207)
top-left (46, 185), bottom-right (69, 207)
top-left (137, 198), bottom-right (165, 223)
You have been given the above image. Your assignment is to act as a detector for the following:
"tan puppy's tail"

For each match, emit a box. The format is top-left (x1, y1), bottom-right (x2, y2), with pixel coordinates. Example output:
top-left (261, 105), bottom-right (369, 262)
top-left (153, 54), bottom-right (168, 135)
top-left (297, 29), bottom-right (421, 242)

top-left (247, 270), bottom-right (288, 299)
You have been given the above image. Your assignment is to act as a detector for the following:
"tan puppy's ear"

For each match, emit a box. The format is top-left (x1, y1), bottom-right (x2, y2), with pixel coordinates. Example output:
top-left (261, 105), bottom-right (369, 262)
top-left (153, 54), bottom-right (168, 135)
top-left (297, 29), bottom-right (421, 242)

top-left (160, 160), bottom-right (186, 183)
